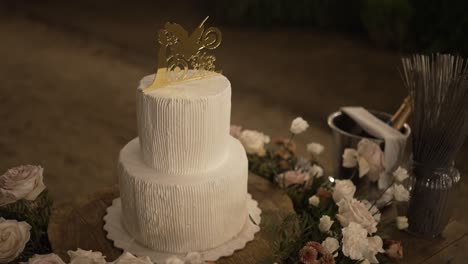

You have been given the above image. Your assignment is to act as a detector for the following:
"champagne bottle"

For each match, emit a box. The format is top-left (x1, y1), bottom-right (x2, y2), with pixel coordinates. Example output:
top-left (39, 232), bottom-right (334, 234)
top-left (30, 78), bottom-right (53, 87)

top-left (390, 96), bottom-right (412, 130)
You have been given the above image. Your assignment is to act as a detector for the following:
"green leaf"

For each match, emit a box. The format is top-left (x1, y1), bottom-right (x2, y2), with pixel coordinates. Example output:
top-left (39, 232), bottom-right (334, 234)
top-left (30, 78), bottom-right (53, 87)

top-left (0, 190), bottom-right (53, 263)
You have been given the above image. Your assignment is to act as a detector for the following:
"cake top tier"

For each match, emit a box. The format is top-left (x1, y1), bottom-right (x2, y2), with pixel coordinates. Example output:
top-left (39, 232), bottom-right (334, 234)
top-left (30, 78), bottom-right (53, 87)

top-left (138, 73), bottom-right (230, 99)
top-left (136, 73), bottom-right (232, 174)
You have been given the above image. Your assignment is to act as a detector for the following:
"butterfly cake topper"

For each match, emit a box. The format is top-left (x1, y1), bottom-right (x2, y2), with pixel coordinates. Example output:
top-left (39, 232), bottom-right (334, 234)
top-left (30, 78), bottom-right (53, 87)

top-left (144, 16), bottom-right (222, 92)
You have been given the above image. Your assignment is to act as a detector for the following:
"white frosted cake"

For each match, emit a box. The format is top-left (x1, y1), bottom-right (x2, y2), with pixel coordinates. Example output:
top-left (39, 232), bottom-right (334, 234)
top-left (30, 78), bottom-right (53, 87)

top-left (117, 73), bottom-right (250, 254)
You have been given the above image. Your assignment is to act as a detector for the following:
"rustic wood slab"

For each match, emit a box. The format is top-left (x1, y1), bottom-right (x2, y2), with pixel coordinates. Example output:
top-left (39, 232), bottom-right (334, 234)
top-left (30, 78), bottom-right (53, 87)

top-left (48, 173), bottom-right (468, 264)
top-left (48, 174), bottom-right (293, 264)
top-left (376, 205), bottom-right (468, 264)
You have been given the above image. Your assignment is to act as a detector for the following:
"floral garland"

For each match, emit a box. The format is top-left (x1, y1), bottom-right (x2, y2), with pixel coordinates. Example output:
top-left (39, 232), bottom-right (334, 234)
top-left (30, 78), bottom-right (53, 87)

top-left (232, 117), bottom-right (410, 264)
top-left (1, 117), bottom-right (410, 264)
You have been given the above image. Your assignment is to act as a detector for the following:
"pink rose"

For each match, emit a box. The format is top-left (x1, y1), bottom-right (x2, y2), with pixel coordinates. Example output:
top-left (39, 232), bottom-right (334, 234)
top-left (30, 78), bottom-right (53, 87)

top-left (299, 242), bottom-right (320, 264)
top-left (276, 170), bottom-right (310, 188)
top-left (384, 240), bottom-right (403, 260)
top-left (0, 165), bottom-right (46, 206)
top-left (229, 125), bottom-right (242, 139)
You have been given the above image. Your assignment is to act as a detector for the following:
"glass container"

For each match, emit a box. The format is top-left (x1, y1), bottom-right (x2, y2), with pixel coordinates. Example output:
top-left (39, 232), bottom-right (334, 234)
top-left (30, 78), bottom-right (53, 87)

top-left (408, 162), bottom-right (461, 238)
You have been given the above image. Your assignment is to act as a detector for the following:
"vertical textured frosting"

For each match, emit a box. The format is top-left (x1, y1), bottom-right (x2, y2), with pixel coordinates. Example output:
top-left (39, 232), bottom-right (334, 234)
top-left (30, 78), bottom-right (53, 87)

top-left (137, 74), bottom-right (231, 174)
top-left (119, 137), bottom-right (248, 253)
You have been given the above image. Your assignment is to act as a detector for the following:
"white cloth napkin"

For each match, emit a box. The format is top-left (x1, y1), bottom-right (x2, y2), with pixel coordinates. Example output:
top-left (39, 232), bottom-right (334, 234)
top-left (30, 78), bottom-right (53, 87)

top-left (341, 107), bottom-right (407, 189)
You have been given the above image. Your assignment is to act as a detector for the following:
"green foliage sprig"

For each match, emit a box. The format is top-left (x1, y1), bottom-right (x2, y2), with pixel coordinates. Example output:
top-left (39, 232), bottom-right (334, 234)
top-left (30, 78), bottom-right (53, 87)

top-left (0, 191), bottom-right (53, 263)
top-left (248, 147), bottom-right (399, 263)
top-left (248, 151), bottom-right (297, 182)
top-left (272, 179), bottom-right (395, 264)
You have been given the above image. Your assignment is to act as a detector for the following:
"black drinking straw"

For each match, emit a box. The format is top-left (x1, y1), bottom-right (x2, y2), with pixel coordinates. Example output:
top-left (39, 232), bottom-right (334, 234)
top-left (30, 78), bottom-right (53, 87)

top-left (400, 54), bottom-right (468, 170)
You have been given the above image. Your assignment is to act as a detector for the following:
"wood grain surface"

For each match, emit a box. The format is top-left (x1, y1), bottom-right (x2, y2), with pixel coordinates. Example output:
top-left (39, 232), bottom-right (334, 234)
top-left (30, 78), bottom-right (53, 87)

top-left (48, 174), bottom-right (293, 264)
top-left (48, 174), bottom-right (468, 264)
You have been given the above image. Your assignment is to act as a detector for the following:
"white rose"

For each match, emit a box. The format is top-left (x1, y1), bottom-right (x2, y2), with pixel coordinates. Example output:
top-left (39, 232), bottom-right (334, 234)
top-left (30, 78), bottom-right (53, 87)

top-left (332, 180), bottom-right (356, 203)
top-left (342, 139), bottom-right (386, 182)
top-left (290, 117), bottom-right (309, 134)
top-left (396, 216), bottom-right (409, 230)
top-left (321, 237), bottom-right (339, 256)
top-left (25, 253), bottom-right (66, 264)
top-left (356, 139), bottom-right (385, 181)
top-left (166, 256), bottom-right (184, 264)
top-left (363, 200), bottom-right (381, 223)
top-left (0, 218), bottom-right (31, 263)
top-left (184, 252), bottom-right (203, 264)
top-left (375, 186), bottom-right (394, 208)
top-left (68, 249), bottom-right (106, 264)
top-left (319, 215), bottom-right (334, 233)
top-left (0, 165), bottom-right (46, 206)
top-left (336, 198), bottom-right (378, 234)
top-left (364, 235), bottom-right (384, 263)
top-left (393, 167), bottom-right (409, 182)
top-left (309, 164), bottom-right (324, 178)
top-left (307, 142), bottom-right (324, 156)
top-left (342, 148), bottom-right (358, 168)
top-left (393, 184), bottom-right (410, 202)
top-left (341, 222), bottom-right (369, 260)
top-left (361, 260), bottom-right (371, 264)
top-left (112, 252), bottom-right (152, 264)
top-left (308, 195), bottom-right (320, 207)
top-left (238, 130), bottom-right (270, 156)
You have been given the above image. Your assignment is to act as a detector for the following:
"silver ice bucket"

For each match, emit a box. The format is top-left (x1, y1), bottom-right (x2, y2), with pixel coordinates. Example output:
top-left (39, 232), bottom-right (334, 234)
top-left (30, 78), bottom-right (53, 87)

top-left (327, 110), bottom-right (411, 179)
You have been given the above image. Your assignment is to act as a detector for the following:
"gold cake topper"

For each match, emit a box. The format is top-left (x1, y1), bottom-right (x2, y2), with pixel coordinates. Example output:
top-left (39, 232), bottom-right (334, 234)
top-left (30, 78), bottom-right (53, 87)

top-left (144, 16), bottom-right (222, 92)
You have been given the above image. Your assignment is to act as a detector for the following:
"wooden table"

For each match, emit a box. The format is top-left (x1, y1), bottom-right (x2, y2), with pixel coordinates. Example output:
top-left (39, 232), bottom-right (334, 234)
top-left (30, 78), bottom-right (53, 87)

top-left (48, 174), bottom-right (468, 264)
top-left (48, 174), bottom-right (293, 264)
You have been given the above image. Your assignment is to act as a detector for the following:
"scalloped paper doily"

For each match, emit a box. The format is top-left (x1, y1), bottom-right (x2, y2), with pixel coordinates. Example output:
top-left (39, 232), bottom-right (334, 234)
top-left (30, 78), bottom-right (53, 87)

top-left (103, 194), bottom-right (261, 263)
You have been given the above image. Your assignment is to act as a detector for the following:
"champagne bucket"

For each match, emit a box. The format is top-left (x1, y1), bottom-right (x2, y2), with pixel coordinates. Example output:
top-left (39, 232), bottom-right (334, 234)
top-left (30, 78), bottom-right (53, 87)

top-left (327, 110), bottom-right (411, 179)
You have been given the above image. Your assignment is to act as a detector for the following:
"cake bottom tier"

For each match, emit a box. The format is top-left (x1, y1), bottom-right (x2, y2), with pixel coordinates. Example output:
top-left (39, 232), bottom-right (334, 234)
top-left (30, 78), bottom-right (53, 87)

top-left (118, 137), bottom-right (248, 253)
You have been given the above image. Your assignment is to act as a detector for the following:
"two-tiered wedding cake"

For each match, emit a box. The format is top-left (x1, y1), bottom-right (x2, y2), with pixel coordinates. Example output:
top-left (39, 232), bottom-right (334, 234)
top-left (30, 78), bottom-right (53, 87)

top-left (104, 17), bottom-right (260, 262)
top-left (103, 72), bottom-right (260, 261)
